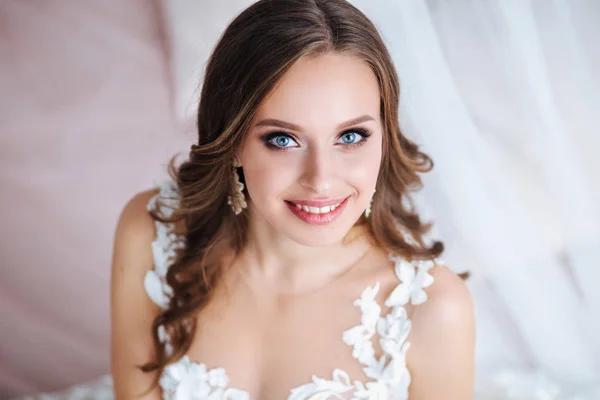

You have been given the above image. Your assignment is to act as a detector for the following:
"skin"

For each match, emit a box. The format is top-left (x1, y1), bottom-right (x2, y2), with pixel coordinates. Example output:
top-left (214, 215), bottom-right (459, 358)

top-left (110, 52), bottom-right (475, 399)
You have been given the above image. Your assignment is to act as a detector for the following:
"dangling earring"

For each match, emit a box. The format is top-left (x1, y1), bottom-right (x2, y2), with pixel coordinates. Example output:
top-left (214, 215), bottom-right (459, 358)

top-left (227, 159), bottom-right (247, 215)
top-left (365, 189), bottom-right (376, 218)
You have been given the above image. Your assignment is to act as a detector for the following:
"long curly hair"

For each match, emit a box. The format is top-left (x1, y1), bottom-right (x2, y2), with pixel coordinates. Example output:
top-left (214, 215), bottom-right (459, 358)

top-left (140, 0), bottom-right (460, 394)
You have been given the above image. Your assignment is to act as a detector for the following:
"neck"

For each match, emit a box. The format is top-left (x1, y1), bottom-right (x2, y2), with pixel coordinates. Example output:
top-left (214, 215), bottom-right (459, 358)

top-left (236, 208), bottom-right (371, 293)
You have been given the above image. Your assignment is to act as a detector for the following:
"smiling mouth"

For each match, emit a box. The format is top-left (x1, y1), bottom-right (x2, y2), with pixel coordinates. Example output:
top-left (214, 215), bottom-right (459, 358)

top-left (288, 201), bottom-right (343, 214)
top-left (284, 196), bottom-right (350, 225)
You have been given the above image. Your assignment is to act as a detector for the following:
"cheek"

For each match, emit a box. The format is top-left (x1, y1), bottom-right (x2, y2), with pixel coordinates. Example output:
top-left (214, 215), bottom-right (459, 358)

top-left (242, 153), bottom-right (299, 202)
top-left (341, 141), bottom-right (382, 186)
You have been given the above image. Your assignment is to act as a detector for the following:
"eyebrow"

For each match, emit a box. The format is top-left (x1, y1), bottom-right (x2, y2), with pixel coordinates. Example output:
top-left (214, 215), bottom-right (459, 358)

top-left (254, 115), bottom-right (375, 132)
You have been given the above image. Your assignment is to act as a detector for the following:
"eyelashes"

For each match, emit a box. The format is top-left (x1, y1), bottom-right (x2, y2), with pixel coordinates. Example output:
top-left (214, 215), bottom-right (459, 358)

top-left (260, 127), bottom-right (372, 151)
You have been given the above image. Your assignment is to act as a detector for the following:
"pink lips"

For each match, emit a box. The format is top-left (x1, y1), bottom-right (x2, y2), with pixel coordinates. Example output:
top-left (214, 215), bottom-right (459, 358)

top-left (285, 196), bottom-right (350, 225)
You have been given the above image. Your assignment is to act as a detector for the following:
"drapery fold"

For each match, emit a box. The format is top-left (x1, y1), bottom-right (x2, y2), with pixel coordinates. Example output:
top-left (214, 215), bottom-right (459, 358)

top-left (347, 0), bottom-right (600, 394)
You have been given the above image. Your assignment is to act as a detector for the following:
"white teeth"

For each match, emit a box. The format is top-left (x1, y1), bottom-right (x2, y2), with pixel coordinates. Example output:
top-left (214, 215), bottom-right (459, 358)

top-left (293, 202), bottom-right (341, 214)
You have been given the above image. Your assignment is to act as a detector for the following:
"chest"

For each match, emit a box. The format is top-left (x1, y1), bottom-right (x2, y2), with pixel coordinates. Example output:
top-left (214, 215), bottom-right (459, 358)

top-left (191, 286), bottom-right (366, 397)
top-left (161, 272), bottom-right (412, 400)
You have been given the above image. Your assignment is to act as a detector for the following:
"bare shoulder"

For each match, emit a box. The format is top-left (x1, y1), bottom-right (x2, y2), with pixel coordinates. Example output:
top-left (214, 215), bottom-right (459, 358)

top-left (419, 263), bottom-right (474, 324)
top-left (110, 188), bottom-right (160, 311)
top-left (113, 189), bottom-right (159, 247)
top-left (408, 263), bottom-right (476, 399)
top-left (111, 188), bottom-right (163, 399)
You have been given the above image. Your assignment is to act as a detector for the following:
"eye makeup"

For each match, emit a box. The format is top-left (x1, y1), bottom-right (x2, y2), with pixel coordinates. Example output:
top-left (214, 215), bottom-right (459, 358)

top-left (260, 132), bottom-right (300, 150)
top-left (259, 127), bottom-right (372, 151)
top-left (335, 127), bottom-right (371, 148)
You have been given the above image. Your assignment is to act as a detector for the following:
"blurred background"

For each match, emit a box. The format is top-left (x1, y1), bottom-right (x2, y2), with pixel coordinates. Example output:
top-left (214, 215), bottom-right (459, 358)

top-left (0, 0), bottom-right (598, 399)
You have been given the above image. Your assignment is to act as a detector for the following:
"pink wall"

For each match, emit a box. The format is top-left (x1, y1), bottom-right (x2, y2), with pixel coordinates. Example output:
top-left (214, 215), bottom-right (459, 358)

top-left (0, 1), bottom-right (192, 397)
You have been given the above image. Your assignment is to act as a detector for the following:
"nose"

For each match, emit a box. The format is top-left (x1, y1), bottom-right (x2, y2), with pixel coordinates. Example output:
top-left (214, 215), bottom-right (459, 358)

top-left (299, 147), bottom-right (335, 195)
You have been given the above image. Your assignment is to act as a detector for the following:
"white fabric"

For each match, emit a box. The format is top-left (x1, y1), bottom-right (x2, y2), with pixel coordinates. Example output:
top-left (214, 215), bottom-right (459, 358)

top-left (162, 0), bottom-right (600, 398)
top-left (353, 0), bottom-right (600, 396)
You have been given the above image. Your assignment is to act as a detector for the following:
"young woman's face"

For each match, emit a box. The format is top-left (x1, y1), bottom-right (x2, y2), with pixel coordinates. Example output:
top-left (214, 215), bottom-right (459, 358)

top-left (239, 52), bottom-right (383, 246)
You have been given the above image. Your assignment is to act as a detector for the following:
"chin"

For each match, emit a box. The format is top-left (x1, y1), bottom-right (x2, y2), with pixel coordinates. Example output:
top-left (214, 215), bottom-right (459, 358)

top-left (280, 215), bottom-right (361, 247)
top-left (284, 227), bottom-right (350, 247)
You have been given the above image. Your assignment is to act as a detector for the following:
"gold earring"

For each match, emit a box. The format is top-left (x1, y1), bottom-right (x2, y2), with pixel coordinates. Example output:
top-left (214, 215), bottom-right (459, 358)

top-left (365, 189), bottom-right (375, 218)
top-left (227, 159), bottom-right (247, 215)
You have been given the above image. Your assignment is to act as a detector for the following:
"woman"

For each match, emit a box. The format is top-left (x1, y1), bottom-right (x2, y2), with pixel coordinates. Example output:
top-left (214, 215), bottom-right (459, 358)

top-left (110, 0), bottom-right (475, 398)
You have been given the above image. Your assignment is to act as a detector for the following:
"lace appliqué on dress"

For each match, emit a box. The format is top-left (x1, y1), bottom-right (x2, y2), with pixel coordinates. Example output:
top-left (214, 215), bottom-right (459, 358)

top-left (160, 356), bottom-right (250, 400)
top-left (144, 180), bottom-right (186, 355)
top-left (289, 256), bottom-right (439, 400)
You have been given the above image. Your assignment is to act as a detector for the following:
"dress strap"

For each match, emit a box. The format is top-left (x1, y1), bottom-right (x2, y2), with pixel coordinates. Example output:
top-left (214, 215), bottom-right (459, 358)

top-left (143, 180), bottom-right (185, 354)
top-left (143, 179), bottom-right (185, 310)
top-left (338, 255), bottom-right (442, 399)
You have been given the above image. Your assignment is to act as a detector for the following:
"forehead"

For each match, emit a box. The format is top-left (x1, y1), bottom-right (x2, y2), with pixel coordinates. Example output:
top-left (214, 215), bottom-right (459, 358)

top-left (255, 52), bottom-right (381, 130)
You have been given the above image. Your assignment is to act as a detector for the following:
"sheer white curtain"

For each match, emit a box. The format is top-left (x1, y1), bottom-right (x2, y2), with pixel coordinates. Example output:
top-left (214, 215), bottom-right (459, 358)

top-left (349, 0), bottom-right (600, 397)
top-left (165, 0), bottom-right (600, 398)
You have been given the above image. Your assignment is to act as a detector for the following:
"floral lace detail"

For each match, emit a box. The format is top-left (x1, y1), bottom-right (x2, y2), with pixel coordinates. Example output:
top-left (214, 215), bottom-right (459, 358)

top-left (288, 369), bottom-right (392, 400)
top-left (144, 179), bottom-right (185, 309)
top-left (144, 180), bottom-right (186, 355)
top-left (385, 256), bottom-right (435, 307)
top-left (160, 356), bottom-right (250, 400)
top-left (144, 181), bottom-right (441, 399)
top-left (291, 256), bottom-right (438, 400)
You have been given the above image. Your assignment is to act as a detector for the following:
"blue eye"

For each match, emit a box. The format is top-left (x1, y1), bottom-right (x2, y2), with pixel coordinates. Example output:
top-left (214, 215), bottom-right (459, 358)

top-left (261, 128), bottom-right (371, 151)
top-left (262, 133), bottom-right (298, 149)
top-left (337, 129), bottom-right (369, 145)
top-left (273, 136), bottom-right (292, 147)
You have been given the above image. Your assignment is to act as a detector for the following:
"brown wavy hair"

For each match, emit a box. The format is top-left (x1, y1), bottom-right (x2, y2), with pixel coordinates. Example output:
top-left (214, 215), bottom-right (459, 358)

top-left (139, 0), bottom-right (463, 394)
